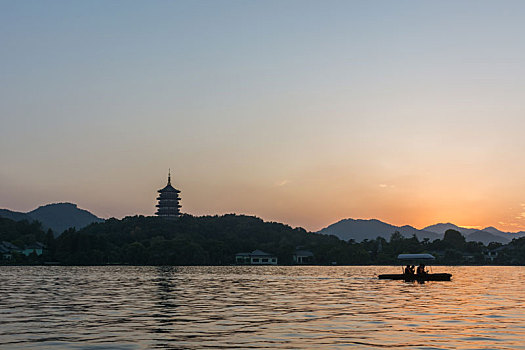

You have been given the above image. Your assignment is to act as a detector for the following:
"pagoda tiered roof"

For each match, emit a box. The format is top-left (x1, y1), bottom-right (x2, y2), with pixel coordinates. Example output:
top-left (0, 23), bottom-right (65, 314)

top-left (155, 170), bottom-right (181, 218)
top-left (158, 183), bottom-right (180, 193)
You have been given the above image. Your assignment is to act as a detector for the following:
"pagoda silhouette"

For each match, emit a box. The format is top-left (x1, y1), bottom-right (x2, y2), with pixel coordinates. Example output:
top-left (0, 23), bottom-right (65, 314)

top-left (155, 170), bottom-right (181, 218)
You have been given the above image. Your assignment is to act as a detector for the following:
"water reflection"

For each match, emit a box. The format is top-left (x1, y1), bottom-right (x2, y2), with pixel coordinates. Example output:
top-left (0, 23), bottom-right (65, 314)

top-left (0, 266), bottom-right (524, 349)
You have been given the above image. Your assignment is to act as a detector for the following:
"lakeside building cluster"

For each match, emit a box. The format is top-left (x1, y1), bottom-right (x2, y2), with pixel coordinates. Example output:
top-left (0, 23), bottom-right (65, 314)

top-left (0, 241), bottom-right (45, 260)
top-left (234, 249), bottom-right (315, 265)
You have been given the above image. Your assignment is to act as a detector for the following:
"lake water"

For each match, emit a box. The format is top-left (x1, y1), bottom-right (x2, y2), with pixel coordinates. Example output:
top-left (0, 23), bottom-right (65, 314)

top-left (1, 266), bottom-right (524, 349)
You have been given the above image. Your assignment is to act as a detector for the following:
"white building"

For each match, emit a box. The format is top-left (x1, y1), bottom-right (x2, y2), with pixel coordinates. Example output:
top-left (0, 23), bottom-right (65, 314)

top-left (235, 250), bottom-right (278, 265)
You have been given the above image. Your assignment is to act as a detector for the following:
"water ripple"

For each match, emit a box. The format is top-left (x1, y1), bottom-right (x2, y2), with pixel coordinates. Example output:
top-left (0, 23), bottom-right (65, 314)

top-left (1, 266), bottom-right (524, 349)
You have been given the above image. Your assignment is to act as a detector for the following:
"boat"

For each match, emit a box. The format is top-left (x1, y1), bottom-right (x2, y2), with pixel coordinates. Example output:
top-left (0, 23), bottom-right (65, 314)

top-left (378, 253), bottom-right (452, 281)
top-left (378, 273), bottom-right (451, 281)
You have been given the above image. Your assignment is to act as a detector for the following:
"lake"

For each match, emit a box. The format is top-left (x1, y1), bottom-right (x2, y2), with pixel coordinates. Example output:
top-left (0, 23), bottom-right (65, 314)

top-left (1, 266), bottom-right (524, 349)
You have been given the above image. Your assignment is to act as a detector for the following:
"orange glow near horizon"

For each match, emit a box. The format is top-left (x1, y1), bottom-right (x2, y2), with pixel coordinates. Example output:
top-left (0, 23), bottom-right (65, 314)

top-left (2, 160), bottom-right (524, 233)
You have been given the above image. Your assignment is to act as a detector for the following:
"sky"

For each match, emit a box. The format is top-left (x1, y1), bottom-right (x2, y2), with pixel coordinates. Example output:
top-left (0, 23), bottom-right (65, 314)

top-left (1, 0), bottom-right (525, 232)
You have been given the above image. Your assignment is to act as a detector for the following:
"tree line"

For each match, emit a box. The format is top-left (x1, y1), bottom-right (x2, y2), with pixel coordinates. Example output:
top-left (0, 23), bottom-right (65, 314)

top-left (1, 215), bottom-right (525, 265)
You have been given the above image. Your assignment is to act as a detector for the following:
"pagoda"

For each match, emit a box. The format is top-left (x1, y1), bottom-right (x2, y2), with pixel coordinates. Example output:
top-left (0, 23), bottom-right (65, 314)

top-left (155, 170), bottom-right (181, 218)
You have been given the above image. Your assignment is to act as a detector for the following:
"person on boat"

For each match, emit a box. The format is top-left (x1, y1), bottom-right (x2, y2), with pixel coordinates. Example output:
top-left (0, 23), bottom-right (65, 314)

top-left (404, 265), bottom-right (415, 276)
top-left (416, 263), bottom-right (427, 275)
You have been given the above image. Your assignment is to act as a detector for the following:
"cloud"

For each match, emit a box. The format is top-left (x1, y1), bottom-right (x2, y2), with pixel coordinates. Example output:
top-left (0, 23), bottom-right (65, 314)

top-left (275, 179), bottom-right (290, 187)
top-left (500, 221), bottom-right (519, 227)
top-left (379, 184), bottom-right (395, 189)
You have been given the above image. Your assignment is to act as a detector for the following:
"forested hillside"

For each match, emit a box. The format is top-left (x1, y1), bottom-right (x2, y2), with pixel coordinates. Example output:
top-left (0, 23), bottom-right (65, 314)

top-left (2, 214), bottom-right (525, 265)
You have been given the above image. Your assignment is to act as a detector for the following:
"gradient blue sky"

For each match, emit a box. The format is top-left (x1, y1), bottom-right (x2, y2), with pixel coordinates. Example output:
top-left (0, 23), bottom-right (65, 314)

top-left (1, 0), bottom-right (525, 231)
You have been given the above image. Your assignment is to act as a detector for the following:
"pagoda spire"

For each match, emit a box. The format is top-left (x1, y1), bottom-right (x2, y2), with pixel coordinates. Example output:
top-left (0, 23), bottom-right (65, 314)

top-left (168, 168), bottom-right (171, 186)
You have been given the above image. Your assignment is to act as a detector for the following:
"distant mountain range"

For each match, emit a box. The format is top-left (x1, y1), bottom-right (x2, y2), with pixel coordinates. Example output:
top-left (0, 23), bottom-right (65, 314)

top-left (0, 203), bottom-right (104, 236)
top-left (318, 219), bottom-right (525, 245)
top-left (422, 222), bottom-right (525, 244)
top-left (2, 202), bottom-right (524, 246)
top-left (318, 218), bottom-right (441, 242)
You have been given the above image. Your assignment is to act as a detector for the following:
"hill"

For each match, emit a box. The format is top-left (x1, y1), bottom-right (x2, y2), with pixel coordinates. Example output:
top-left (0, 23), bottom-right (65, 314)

top-left (465, 230), bottom-right (510, 245)
top-left (0, 203), bottom-right (104, 236)
top-left (53, 214), bottom-right (370, 265)
top-left (0, 209), bottom-right (33, 222)
top-left (423, 223), bottom-right (478, 236)
top-left (319, 219), bottom-right (525, 244)
top-left (317, 218), bottom-right (440, 242)
top-left (481, 226), bottom-right (525, 240)
top-left (425, 223), bottom-right (525, 242)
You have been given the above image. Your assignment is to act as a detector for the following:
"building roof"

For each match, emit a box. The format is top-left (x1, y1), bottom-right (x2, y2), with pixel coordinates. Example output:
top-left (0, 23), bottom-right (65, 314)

top-left (487, 246), bottom-right (506, 252)
top-left (24, 242), bottom-right (45, 250)
top-left (397, 253), bottom-right (435, 260)
top-left (236, 249), bottom-right (275, 257)
top-left (251, 249), bottom-right (273, 256)
top-left (1, 241), bottom-right (20, 251)
top-left (158, 184), bottom-right (181, 193)
top-left (294, 250), bottom-right (314, 257)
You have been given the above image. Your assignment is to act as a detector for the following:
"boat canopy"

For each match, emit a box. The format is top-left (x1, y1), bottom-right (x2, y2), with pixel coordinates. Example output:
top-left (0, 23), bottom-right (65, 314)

top-left (397, 253), bottom-right (435, 260)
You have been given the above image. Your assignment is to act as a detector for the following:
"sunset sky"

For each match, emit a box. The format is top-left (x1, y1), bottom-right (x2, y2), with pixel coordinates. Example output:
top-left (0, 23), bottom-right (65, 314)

top-left (1, 0), bottom-right (525, 232)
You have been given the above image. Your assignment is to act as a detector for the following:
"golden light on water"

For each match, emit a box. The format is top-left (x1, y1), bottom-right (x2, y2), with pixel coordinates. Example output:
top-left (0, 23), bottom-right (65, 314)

top-left (3, 266), bottom-right (525, 348)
